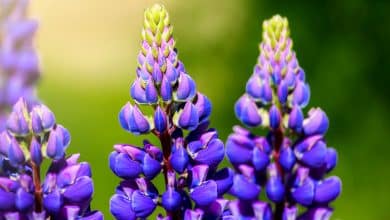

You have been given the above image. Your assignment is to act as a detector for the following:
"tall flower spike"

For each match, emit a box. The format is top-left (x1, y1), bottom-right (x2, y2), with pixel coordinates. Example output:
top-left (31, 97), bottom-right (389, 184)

top-left (0, 98), bottom-right (103, 219)
top-left (0, 0), bottom-right (40, 132)
top-left (226, 15), bottom-right (341, 219)
top-left (109, 4), bottom-right (232, 219)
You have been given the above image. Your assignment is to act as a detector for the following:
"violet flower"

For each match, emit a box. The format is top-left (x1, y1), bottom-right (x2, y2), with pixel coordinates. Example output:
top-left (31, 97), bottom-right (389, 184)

top-left (109, 4), bottom-right (232, 220)
top-left (0, 0), bottom-right (40, 132)
top-left (0, 98), bottom-right (103, 219)
top-left (225, 15), bottom-right (341, 219)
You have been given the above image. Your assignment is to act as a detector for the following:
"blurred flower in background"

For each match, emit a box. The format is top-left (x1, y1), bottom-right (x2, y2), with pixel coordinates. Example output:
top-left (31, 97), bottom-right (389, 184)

top-left (225, 15), bottom-right (341, 219)
top-left (0, 0), bottom-right (40, 131)
top-left (0, 1), bottom-right (102, 219)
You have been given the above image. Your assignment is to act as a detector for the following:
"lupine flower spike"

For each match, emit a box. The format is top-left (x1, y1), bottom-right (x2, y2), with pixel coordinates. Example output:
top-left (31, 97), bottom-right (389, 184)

top-left (109, 4), bottom-right (232, 220)
top-left (0, 98), bottom-right (103, 219)
top-left (0, 0), bottom-right (40, 132)
top-left (226, 15), bottom-right (341, 219)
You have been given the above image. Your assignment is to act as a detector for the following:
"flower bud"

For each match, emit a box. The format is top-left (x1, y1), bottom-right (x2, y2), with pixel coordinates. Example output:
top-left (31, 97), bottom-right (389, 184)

top-left (119, 103), bottom-right (151, 135)
top-left (192, 138), bottom-right (224, 167)
top-left (0, 131), bottom-right (12, 155)
top-left (279, 140), bottom-right (295, 171)
top-left (266, 163), bottom-right (285, 202)
top-left (190, 180), bottom-right (218, 206)
top-left (154, 106), bottom-right (167, 133)
top-left (165, 61), bottom-right (179, 83)
top-left (226, 133), bottom-right (254, 165)
top-left (63, 176), bottom-right (93, 203)
top-left (288, 105), bottom-right (303, 132)
top-left (230, 173), bottom-right (261, 200)
top-left (152, 63), bottom-right (163, 84)
top-left (43, 189), bottom-right (63, 214)
top-left (131, 190), bottom-right (157, 218)
top-left (284, 69), bottom-right (296, 88)
top-left (8, 137), bottom-right (25, 165)
top-left (291, 168), bottom-right (315, 206)
top-left (47, 125), bottom-right (70, 160)
top-left (161, 187), bottom-right (181, 211)
top-left (291, 81), bottom-right (310, 107)
top-left (130, 79), bottom-right (147, 103)
top-left (110, 194), bottom-right (136, 220)
top-left (213, 168), bottom-right (234, 196)
top-left (278, 80), bottom-right (288, 104)
top-left (176, 73), bottom-right (196, 101)
top-left (109, 152), bottom-right (142, 179)
top-left (303, 108), bottom-right (329, 136)
top-left (245, 74), bottom-right (272, 103)
top-left (160, 77), bottom-right (173, 102)
top-left (31, 104), bottom-right (56, 134)
top-left (30, 137), bottom-right (42, 165)
top-left (170, 140), bottom-right (189, 173)
top-left (194, 93), bottom-right (212, 122)
top-left (142, 154), bottom-right (161, 179)
top-left (57, 163), bottom-right (92, 188)
top-left (295, 137), bottom-right (327, 168)
top-left (235, 95), bottom-right (262, 127)
top-left (15, 188), bottom-right (34, 211)
top-left (252, 147), bottom-right (270, 171)
top-left (6, 98), bottom-right (30, 136)
top-left (314, 176), bottom-right (341, 204)
top-left (145, 80), bottom-right (158, 104)
top-left (269, 105), bottom-right (281, 129)
top-left (176, 102), bottom-right (199, 131)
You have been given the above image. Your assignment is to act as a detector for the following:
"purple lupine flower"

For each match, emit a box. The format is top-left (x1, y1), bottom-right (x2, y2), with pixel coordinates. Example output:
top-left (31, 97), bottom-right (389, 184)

top-left (226, 15), bottom-right (341, 219)
top-left (0, 98), bottom-right (103, 219)
top-left (0, 0), bottom-right (40, 132)
top-left (109, 4), bottom-right (232, 220)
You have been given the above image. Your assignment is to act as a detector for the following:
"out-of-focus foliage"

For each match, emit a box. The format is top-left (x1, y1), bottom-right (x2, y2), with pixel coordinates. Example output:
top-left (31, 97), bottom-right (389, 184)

top-left (31, 0), bottom-right (390, 219)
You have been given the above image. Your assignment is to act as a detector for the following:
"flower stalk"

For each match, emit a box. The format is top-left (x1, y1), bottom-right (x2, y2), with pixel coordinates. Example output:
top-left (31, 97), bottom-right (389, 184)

top-left (109, 4), bottom-right (232, 220)
top-left (226, 15), bottom-right (342, 219)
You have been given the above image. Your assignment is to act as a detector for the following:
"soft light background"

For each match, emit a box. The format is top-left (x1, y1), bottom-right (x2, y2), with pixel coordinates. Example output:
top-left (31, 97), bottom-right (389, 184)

top-left (30, 0), bottom-right (390, 219)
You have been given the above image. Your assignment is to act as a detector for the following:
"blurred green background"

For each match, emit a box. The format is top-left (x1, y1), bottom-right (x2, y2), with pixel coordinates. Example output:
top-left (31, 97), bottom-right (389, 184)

top-left (30, 0), bottom-right (390, 219)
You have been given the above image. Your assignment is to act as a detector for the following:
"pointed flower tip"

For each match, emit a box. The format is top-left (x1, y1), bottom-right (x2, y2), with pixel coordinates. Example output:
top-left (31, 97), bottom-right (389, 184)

top-left (31, 104), bottom-right (56, 134)
top-left (7, 97), bottom-right (30, 136)
top-left (143, 3), bottom-right (172, 44)
top-left (262, 14), bottom-right (290, 41)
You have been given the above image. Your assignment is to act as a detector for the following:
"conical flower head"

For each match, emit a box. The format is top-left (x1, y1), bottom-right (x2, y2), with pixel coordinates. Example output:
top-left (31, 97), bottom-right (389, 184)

top-left (142, 4), bottom-right (172, 46)
top-left (110, 4), bottom-right (230, 219)
top-left (227, 15), bottom-right (341, 219)
top-left (124, 4), bottom-right (211, 136)
top-left (135, 3), bottom-right (194, 102)
top-left (236, 15), bottom-right (311, 129)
